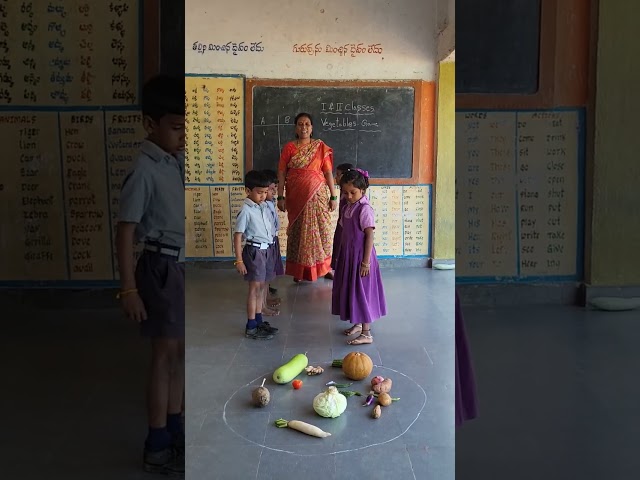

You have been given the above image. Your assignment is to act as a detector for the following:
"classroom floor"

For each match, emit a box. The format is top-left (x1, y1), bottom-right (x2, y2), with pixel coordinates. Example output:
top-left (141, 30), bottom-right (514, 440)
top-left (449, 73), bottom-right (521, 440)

top-left (186, 266), bottom-right (455, 480)
top-left (455, 302), bottom-right (640, 480)
top-left (1, 290), bottom-right (151, 480)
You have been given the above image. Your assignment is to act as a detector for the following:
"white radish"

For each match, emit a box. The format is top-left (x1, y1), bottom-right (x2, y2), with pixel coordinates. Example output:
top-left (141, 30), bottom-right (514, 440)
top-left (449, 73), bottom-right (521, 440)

top-left (274, 418), bottom-right (331, 438)
top-left (288, 420), bottom-right (331, 438)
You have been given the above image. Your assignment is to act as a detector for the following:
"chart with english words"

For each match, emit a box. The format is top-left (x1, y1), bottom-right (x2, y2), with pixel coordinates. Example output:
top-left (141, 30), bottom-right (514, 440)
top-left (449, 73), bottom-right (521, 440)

top-left (456, 109), bottom-right (583, 281)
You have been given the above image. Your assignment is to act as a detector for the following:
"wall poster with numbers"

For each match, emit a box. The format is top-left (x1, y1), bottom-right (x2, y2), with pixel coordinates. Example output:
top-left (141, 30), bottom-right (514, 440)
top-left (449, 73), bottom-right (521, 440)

top-left (0, 0), bottom-right (151, 285)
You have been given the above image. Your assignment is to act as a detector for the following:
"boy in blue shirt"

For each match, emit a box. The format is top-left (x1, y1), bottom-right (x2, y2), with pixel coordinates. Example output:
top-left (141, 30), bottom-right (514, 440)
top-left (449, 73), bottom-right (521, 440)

top-left (116, 75), bottom-right (185, 476)
top-left (234, 170), bottom-right (279, 340)
top-left (262, 169), bottom-right (284, 313)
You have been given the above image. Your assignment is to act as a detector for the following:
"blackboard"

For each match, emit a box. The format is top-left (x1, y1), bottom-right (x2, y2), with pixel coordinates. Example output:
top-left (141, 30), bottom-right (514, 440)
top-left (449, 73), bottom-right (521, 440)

top-left (160, 0), bottom-right (185, 77)
top-left (251, 86), bottom-right (415, 178)
top-left (456, 0), bottom-right (542, 94)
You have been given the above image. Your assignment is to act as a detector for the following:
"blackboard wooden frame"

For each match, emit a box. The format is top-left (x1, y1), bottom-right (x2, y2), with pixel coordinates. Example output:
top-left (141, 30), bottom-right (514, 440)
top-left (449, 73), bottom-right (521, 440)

top-left (143, 0), bottom-right (161, 80)
top-left (245, 79), bottom-right (435, 185)
top-left (456, 0), bottom-right (591, 110)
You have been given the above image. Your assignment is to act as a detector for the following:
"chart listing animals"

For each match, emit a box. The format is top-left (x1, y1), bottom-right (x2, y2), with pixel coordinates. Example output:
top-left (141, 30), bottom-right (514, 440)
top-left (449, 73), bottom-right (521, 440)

top-left (0, 1), bottom-right (142, 282)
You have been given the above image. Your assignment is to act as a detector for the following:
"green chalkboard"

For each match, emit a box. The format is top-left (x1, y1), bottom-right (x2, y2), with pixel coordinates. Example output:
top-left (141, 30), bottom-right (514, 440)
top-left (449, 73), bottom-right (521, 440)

top-left (251, 85), bottom-right (415, 178)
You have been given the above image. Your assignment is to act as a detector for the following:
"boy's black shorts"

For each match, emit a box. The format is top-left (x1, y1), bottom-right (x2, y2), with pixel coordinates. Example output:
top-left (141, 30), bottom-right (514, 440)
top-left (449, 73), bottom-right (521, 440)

top-left (135, 251), bottom-right (185, 339)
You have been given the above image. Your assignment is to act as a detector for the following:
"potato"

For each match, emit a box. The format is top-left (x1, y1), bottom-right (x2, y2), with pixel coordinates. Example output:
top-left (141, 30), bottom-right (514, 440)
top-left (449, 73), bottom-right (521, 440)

top-left (372, 378), bottom-right (392, 394)
top-left (378, 392), bottom-right (392, 406)
top-left (372, 405), bottom-right (382, 419)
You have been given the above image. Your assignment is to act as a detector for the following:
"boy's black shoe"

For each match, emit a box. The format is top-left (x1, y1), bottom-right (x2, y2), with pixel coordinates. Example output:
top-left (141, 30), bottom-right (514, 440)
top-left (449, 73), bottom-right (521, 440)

top-left (245, 327), bottom-right (274, 340)
top-left (258, 322), bottom-right (278, 334)
top-left (143, 446), bottom-right (184, 478)
top-left (269, 286), bottom-right (278, 294)
top-left (172, 430), bottom-right (185, 454)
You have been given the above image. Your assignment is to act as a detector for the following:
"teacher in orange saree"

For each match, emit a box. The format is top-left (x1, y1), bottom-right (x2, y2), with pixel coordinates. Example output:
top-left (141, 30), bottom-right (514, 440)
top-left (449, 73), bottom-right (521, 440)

top-left (277, 112), bottom-right (338, 282)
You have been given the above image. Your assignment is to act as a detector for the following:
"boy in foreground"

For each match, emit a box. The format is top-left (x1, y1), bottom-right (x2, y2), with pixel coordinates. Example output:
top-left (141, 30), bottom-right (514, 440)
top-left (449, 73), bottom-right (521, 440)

top-left (116, 75), bottom-right (185, 476)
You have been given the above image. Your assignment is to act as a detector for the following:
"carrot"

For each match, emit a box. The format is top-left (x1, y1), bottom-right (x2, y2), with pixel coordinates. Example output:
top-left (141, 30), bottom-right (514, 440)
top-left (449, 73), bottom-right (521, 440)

top-left (274, 418), bottom-right (331, 438)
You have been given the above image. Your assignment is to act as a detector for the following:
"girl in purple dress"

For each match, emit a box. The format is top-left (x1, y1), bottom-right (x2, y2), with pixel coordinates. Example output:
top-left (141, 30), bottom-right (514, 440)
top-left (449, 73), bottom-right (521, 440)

top-left (331, 169), bottom-right (387, 345)
top-left (456, 290), bottom-right (478, 427)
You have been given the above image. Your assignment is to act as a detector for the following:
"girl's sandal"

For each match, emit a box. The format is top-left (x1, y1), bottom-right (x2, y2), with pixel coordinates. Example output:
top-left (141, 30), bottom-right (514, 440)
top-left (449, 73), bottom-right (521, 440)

top-left (268, 297), bottom-right (281, 307)
top-left (347, 334), bottom-right (373, 345)
top-left (344, 324), bottom-right (362, 336)
top-left (262, 306), bottom-right (280, 317)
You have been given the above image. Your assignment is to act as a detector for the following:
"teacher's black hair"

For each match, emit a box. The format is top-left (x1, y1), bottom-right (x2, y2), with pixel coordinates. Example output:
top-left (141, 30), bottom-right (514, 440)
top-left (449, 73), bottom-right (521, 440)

top-left (339, 169), bottom-right (369, 190)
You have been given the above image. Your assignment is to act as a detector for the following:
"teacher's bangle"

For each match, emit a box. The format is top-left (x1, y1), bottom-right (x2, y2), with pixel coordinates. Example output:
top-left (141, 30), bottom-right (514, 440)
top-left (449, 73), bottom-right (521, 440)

top-left (277, 196), bottom-right (285, 200)
top-left (330, 195), bottom-right (338, 201)
top-left (361, 262), bottom-right (370, 268)
top-left (234, 260), bottom-right (244, 265)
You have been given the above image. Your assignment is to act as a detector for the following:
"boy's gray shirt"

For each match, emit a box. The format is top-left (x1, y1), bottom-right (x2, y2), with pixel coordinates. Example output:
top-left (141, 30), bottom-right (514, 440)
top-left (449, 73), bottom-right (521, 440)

top-left (235, 198), bottom-right (273, 245)
top-left (118, 140), bottom-right (185, 248)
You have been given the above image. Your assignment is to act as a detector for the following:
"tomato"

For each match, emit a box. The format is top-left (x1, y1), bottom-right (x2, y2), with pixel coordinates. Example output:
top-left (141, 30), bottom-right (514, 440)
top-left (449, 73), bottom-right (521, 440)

top-left (292, 379), bottom-right (303, 389)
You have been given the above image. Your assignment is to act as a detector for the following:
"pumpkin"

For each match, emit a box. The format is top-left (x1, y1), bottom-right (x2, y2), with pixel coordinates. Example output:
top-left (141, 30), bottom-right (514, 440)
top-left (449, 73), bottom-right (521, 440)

top-left (341, 351), bottom-right (373, 380)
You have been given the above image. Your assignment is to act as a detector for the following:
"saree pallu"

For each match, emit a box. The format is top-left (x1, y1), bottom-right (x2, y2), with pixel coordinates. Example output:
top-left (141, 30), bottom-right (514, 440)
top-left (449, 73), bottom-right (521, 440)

top-left (279, 140), bottom-right (334, 281)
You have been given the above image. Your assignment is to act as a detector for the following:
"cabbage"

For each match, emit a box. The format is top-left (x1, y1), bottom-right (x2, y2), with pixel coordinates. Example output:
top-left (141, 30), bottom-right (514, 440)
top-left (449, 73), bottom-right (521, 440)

top-left (313, 386), bottom-right (347, 418)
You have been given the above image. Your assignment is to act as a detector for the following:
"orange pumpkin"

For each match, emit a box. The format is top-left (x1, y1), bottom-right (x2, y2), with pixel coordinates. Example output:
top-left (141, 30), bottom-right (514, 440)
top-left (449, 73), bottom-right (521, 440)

top-left (341, 352), bottom-right (373, 380)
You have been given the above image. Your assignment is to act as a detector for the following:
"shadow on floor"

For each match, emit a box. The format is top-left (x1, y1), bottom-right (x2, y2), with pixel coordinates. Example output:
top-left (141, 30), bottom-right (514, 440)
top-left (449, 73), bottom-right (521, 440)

top-left (1, 293), bottom-right (151, 480)
top-left (456, 303), bottom-right (640, 480)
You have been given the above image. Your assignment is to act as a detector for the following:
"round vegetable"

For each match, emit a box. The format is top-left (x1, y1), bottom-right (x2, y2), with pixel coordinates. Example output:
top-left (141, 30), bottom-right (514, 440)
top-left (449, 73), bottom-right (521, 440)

top-left (292, 379), bottom-right (303, 389)
top-left (313, 386), bottom-right (347, 418)
top-left (378, 392), bottom-right (392, 406)
top-left (273, 353), bottom-right (309, 384)
top-left (372, 378), bottom-right (392, 394)
top-left (371, 375), bottom-right (385, 387)
top-left (252, 379), bottom-right (270, 407)
top-left (341, 352), bottom-right (373, 380)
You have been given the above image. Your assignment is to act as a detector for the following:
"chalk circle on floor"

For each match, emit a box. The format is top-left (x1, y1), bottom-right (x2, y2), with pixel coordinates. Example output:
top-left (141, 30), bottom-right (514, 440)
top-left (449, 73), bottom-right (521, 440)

top-left (222, 364), bottom-right (427, 456)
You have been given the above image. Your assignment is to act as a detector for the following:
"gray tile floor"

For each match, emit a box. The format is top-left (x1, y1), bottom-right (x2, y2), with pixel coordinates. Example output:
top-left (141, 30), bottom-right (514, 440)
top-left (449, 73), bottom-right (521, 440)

top-left (455, 302), bottom-right (640, 480)
top-left (1, 291), bottom-right (151, 480)
top-left (186, 266), bottom-right (455, 480)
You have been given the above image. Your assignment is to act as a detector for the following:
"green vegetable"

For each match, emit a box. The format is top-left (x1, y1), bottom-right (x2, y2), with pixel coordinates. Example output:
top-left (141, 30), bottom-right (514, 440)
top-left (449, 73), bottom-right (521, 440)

top-left (338, 390), bottom-right (362, 397)
top-left (326, 381), bottom-right (352, 388)
top-left (373, 393), bottom-right (400, 401)
top-left (331, 359), bottom-right (343, 368)
top-left (273, 353), bottom-right (309, 384)
top-left (313, 386), bottom-right (348, 418)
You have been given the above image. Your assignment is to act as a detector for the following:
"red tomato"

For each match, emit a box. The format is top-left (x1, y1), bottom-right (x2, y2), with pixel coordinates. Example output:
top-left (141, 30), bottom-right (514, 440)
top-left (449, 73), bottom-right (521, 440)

top-left (292, 380), bottom-right (303, 389)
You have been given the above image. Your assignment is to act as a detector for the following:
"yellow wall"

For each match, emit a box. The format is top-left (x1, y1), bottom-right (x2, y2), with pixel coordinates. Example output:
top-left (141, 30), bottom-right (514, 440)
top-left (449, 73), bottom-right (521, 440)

top-left (589, 2), bottom-right (640, 285)
top-left (433, 61), bottom-right (455, 260)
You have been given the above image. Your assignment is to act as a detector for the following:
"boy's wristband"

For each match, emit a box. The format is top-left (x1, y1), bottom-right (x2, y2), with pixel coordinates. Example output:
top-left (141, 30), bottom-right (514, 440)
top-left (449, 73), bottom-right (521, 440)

top-left (330, 195), bottom-right (338, 201)
top-left (116, 288), bottom-right (138, 299)
top-left (277, 196), bottom-right (285, 200)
